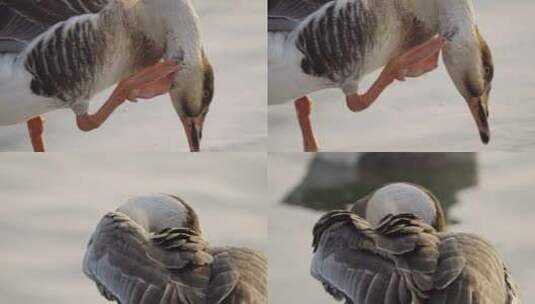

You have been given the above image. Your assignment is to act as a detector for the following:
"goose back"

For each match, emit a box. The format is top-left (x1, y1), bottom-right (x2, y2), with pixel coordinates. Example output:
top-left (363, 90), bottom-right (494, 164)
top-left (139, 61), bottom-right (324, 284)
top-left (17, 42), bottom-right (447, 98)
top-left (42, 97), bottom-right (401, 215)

top-left (208, 247), bottom-right (268, 304)
top-left (312, 211), bottom-right (518, 303)
top-left (84, 212), bottom-right (220, 304)
top-left (84, 212), bottom-right (213, 304)
top-left (429, 233), bottom-right (518, 304)
top-left (84, 210), bottom-right (268, 304)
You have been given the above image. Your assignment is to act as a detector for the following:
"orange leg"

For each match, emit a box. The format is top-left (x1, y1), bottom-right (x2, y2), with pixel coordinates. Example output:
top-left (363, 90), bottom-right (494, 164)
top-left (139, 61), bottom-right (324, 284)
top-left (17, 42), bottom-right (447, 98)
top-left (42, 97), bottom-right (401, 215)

top-left (76, 60), bottom-right (180, 131)
top-left (295, 96), bottom-right (319, 152)
top-left (346, 36), bottom-right (447, 112)
top-left (27, 116), bottom-right (45, 152)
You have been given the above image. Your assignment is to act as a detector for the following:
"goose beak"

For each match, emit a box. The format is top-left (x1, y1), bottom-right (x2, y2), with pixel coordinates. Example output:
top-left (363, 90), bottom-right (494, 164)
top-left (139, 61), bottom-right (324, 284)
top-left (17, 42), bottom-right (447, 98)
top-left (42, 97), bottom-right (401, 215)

top-left (467, 96), bottom-right (490, 144)
top-left (181, 115), bottom-right (205, 152)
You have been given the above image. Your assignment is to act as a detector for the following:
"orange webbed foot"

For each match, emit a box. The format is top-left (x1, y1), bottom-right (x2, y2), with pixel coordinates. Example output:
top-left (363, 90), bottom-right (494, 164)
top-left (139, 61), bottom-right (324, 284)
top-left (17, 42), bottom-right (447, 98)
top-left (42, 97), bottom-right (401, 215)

top-left (117, 59), bottom-right (181, 102)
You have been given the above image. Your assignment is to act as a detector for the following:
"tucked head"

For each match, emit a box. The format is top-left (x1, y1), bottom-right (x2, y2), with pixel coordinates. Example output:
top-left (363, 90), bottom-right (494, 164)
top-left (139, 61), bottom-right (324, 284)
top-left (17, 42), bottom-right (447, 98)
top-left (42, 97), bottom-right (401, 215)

top-left (353, 183), bottom-right (446, 231)
top-left (170, 49), bottom-right (214, 152)
top-left (442, 26), bottom-right (493, 144)
top-left (116, 194), bottom-right (201, 234)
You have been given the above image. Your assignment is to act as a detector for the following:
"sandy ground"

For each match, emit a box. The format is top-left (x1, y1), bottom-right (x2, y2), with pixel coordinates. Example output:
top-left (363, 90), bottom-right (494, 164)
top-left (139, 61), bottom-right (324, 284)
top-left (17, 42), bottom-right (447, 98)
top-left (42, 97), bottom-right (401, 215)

top-left (269, 153), bottom-right (535, 303)
top-left (268, 1), bottom-right (535, 152)
top-left (0, 0), bottom-right (266, 152)
top-left (0, 153), bottom-right (267, 304)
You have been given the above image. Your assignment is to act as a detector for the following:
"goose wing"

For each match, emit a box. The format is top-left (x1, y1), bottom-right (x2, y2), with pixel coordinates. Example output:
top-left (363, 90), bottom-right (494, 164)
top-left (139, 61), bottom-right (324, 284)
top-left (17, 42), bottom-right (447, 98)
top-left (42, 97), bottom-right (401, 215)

top-left (0, 0), bottom-right (108, 26)
top-left (429, 233), bottom-right (521, 304)
top-left (311, 211), bottom-right (465, 303)
top-left (84, 212), bottom-right (214, 304)
top-left (0, 5), bottom-right (45, 53)
top-left (0, 0), bottom-right (109, 53)
top-left (505, 267), bottom-right (522, 304)
top-left (207, 247), bottom-right (268, 304)
top-left (268, 0), bottom-right (334, 32)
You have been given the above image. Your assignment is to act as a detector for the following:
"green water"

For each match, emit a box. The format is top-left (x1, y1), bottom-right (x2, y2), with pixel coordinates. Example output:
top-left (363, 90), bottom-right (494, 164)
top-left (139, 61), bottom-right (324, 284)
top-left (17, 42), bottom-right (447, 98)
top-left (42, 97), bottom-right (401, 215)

top-left (284, 153), bottom-right (477, 223)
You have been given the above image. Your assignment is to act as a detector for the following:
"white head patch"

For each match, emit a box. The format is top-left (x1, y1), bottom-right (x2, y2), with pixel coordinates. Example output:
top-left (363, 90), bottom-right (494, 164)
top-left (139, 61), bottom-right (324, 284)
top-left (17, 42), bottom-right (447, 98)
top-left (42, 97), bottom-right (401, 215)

top-left (366, 183), bottom-right (437, 227)
top-left (117, 194), bottom-right (191, 233)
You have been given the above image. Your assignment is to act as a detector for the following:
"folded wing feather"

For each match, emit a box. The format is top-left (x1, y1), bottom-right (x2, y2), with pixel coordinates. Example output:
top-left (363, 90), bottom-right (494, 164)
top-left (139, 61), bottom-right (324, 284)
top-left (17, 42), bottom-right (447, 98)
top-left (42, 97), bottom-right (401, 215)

top-left (312, 211), bottom-right (466, 303)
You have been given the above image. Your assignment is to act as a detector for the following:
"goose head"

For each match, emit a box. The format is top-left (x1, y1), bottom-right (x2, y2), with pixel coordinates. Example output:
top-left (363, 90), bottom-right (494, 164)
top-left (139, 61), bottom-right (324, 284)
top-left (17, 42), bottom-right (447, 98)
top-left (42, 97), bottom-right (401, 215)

top-left (116, 194), bottom-right (201, 234)
top-left (442, 27), bottom-right (493, 144)
top-left (351, 183), bottom-right (446, 231)
top-left (137, 0), bottom-right (214, 152)
top-left (170, 50), bottom-right (214, 152)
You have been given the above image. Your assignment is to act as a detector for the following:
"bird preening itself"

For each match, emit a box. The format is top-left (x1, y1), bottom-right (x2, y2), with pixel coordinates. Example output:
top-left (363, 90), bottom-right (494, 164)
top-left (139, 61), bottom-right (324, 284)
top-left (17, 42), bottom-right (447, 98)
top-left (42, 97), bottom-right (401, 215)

top-left (0, 0), bottom-right (214, 152)
top-left (268, 0), bottom-right (494, 151)
top-left (311, 183), bottom-right (521, 303)
top-left (83, 194), bottom-right (267, 304)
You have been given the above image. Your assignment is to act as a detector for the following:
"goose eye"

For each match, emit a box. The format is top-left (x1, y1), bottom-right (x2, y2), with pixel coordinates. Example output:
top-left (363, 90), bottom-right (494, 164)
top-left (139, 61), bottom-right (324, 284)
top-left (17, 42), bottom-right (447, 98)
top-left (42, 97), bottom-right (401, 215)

top-left (203, 90), bottom-right (210, 99)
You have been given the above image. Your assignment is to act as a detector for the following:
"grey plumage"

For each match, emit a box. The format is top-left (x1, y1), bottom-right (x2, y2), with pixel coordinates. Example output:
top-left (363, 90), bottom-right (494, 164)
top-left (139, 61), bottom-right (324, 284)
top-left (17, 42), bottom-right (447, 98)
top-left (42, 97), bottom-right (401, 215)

top-left (24, 13), bottom-right (108, 102)
top-left (0, 0), bottom-right (163, 109)
top-left (311, 211), bottom-right (521, 303)
top-left (0, 0), bottom-right (107, 26)
top-left (0, 0), bottom-right (108, 53)
top-left (269, 0), bottom-right (381, 84)
top-left (0, 5), bottom-right (45, 53)
top-left (84, 195), bottom-right (267, 304)
top-left (268, 0), bottom-right (332, 32)
top-left (296, 1), bottom-right (378, 82)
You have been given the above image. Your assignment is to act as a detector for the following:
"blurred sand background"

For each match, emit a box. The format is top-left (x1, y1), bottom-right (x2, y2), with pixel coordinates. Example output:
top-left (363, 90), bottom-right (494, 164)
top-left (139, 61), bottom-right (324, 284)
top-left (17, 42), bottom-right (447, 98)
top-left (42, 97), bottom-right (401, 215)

top-left (269, 153), bottom-right (535, 303)
top-left (0, 153), bottom-right (267, 303)
top-left (269, 0), bottom-right (535, 151)
top-left (0, 0), bottom-right (266, 152)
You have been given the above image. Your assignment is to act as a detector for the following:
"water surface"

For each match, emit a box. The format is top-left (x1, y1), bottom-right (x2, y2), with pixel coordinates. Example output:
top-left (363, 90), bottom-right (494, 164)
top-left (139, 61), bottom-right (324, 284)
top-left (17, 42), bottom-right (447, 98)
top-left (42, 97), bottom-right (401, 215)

top-left (0, 153), bottom-right (267, 304)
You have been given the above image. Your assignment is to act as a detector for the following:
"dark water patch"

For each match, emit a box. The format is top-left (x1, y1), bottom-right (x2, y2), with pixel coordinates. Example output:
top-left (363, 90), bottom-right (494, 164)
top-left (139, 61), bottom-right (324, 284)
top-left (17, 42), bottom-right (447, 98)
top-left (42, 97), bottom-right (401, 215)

top-left (283, 153), bottom-right (478, 222)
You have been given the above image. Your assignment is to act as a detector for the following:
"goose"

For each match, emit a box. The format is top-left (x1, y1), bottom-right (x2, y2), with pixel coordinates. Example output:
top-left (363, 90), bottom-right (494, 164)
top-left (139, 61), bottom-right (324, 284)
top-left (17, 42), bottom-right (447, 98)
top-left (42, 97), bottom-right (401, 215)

top-left (83, 194), bottom-right (268, 303)
top-left (0, 0), bottom-right (214, 152)
top-left (311, 187), bottom-right (521, 303)
top-left (268, 0), bottom-right (493, 151)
